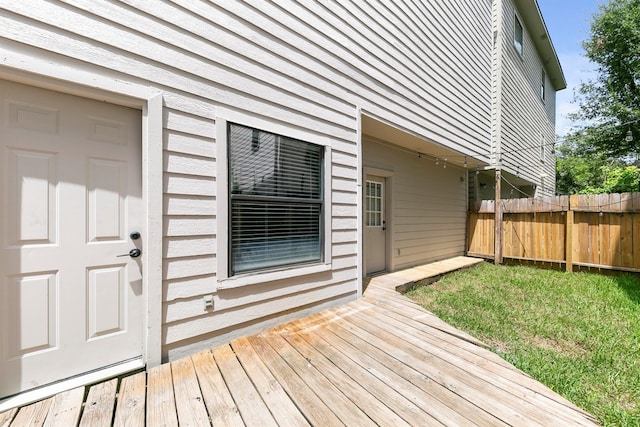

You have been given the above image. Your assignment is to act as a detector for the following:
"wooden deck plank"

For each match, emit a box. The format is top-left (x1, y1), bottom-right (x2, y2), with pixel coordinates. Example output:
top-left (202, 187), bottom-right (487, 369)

top-left (255, 331), bottom-right (376, 426)
top-left (9, 397), bottom-right (53, 427)
top-left (113, 372), bottom-right (146, 427)
top-left (4, 257), bottom-right (598, 427)
top-left (284, 319), bottom-right (442, 426)
top-left (191, 350), bottom-right (244, 427)
top-left (230, 336), bottom-right (310, 427)
top-left (363, 294), bottom-right (490, 348)
top-left (171, 357), bottom-right (210, 426)
top-left (0, 408), bottom-right (16, 427)
top-left (42, 386), bottom-right (84, 427)
top-left (314, 310), bottom-right (504, 426)
top-left (274, 323), bottom-right (411, 427)
top-left (359, 299), bottom-right (595, 425)
top-left (337, 304), bottom-right (554, 426)
top-left (245, 334), bottom-right (344, 427)
top-left (365, 296), bottom-right (522, 369)
top-left (79, 378), bottom-right (117, 427)
top-left (146, 363), bottom-right (178, 427)
top-left (212, 344), bottom-right (277, 427)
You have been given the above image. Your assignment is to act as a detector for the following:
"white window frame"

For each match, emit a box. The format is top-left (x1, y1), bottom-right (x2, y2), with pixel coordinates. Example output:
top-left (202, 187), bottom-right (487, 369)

top-left (216, 110), bottom-right (332, 289)
top-left (540, 134), bottom-right (546, 162)
top-left (541, 68), bottom-right (546, 101)
top-left (514, 15), bottom-right (524, 56)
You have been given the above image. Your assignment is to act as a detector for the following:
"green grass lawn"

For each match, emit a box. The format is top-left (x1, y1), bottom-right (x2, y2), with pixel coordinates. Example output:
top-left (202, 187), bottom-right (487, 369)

top-left (405, 263), bottom-right (640, 426)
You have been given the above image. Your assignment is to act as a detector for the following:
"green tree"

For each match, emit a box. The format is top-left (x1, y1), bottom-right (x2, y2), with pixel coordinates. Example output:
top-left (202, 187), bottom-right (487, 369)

top-left (555, 133), bottom-right (605, 194)
top-left (558, 0), bottom-right (640, 194)
top-left (571, 0), bottom-right (640, 156)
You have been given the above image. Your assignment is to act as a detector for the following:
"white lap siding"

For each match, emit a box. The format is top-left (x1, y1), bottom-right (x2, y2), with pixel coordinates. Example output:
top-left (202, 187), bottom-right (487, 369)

top-left (0, 0), bottom-right (491, 359)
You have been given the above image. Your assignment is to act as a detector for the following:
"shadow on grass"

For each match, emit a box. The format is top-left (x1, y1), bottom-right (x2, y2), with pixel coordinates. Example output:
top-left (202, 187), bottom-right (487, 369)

top-left (613, 274), bottom-right (640, 305)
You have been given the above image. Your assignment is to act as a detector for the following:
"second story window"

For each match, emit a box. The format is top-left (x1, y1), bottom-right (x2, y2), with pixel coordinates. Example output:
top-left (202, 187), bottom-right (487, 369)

top-left (541, 69), bottom-right (546, 101)
top-left (514, 16), bottom-right (523, 56)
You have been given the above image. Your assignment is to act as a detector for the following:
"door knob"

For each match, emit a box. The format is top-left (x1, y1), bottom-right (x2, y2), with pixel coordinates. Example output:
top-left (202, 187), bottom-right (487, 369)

top-left (117, 248), bottom-right (141, 258)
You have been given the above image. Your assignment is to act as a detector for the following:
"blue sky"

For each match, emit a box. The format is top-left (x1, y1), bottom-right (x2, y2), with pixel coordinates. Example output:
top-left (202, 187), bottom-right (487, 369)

top-left (537, 0), bottom-right (604, 135)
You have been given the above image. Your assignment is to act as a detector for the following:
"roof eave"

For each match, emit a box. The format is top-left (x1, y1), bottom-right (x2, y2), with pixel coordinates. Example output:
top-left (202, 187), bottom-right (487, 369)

top-left (515, 0), bottom-right (567, 91)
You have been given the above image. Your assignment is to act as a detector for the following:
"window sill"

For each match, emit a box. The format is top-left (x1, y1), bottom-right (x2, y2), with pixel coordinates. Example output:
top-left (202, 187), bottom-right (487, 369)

top-left (216, 262), bottom-right (332, 290)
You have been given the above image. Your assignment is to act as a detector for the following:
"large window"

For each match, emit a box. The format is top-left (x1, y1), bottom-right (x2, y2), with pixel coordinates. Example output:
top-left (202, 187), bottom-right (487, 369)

top-left (514, 16), bottom-right (523, 56)
top-left (228, 123), bottom-right (323, 275)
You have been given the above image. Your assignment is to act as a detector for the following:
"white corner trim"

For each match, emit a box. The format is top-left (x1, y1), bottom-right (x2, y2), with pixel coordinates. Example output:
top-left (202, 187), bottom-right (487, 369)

top-left (216, 116), bottom-right (230, 281)
top-left (356, 107), bottom-right (363, 298)
top-left (143, 92), bottom-right (163, 368)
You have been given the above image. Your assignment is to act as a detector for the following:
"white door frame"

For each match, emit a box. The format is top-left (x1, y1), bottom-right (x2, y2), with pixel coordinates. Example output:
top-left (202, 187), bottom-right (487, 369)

top-left (363, 167), bottom-right (394, 276)
top-left (0, 59), bottom-right (163, 392)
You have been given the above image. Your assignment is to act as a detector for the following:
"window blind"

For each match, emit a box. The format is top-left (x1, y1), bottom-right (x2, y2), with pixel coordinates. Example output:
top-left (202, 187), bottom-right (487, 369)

top-left (228, 123), bottom-right (323, 274)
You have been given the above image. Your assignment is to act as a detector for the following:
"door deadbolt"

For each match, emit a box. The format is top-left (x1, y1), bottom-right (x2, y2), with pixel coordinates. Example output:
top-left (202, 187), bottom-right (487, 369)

top-left (117, 248), bottom-right (141, 258)
top-left (129, 231), bottom-right (141, 240)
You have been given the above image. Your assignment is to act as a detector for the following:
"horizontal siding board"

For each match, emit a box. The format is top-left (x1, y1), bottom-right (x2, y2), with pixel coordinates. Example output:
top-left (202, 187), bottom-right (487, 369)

top-left (164, 152), bottom-right (216, 177)
top-left (332, 204), bottom-right (357, 218)
top-left (164, 174), bottom-right (216, 196)
top-left (164, 195), bottom-right (216, 216)
top-left (164, 268), bottom-right (357, 321)
top-left (332, 191), bottom-right (358, 205)
top-left (164, 275), bottom-right (217, 302)
top-left (164, 237), bottom-right (216, 259)
top-left (164, 131), bottom-right (216, 158)
top-left (163, 282), bottom-right (357, 344)
top-left (164, 256), bottom-right (217, 281)
top-left (332, 230), bottom-right (358, 244)
top-left (163, 217), bottom-right (216, 237)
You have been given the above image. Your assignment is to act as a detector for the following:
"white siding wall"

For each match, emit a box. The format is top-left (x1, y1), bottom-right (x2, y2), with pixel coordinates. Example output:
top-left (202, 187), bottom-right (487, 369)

top-left (496, 0), bottom-right (557, 196)
top-left (364, 139), bottom-right (468, 269)
top-left (0, 0), bottom-right (492, 360)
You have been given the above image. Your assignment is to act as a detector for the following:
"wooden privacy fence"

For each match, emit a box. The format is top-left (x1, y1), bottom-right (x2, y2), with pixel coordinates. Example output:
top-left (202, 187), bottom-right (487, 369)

top-left (468, 192), bottom-right (640, 273)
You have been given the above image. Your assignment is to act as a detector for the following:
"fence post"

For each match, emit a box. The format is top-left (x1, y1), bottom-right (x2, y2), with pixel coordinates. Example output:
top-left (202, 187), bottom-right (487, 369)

top-left (495, 168), bottom-right (503, 264)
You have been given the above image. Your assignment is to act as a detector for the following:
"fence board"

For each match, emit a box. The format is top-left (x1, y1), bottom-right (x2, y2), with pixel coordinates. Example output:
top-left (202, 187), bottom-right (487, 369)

top-left (610, 213), bottom-right (621, 267)
top-left (599, 214), bottom-right (611, 267)
top-left (621, 213), bottom-right (633, 268)
top-left (468, 192), bottom-right (640, 273)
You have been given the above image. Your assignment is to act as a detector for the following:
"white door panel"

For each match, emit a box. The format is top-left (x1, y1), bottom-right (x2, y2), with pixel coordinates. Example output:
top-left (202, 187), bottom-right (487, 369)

top-left (365, 176), bottom-right (387, 275)
top-left (0, 80), bottom-right (143, 397)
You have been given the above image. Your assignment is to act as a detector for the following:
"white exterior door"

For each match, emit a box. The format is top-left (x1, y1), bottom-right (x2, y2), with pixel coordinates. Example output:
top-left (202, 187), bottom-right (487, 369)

top-left (365, 176), bottom-right (386, 275)
top-left (0, 81), bottom-right (143, 398)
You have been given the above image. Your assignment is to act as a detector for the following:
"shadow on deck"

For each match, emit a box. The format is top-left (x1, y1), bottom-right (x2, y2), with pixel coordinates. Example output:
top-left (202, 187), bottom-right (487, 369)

top-left (0, 256), bottom-right (598, 426)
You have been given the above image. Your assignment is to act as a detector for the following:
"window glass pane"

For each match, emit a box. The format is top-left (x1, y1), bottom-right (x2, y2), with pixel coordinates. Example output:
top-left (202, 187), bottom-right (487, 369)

top-left (228, 123), bottom-right (323, 275)
top-left (231, 200), bottom-right (321, 273)
top-left (365, 180), bottom-right (383, 227)
top-left (514, 16), bottom-right (523, 55)
top-left (229, 126), bottom-right (321, 199)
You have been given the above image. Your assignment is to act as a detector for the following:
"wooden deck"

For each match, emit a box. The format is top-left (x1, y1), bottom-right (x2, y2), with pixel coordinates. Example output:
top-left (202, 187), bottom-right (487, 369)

top-left (0, 257), bottom-right (599, 426)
